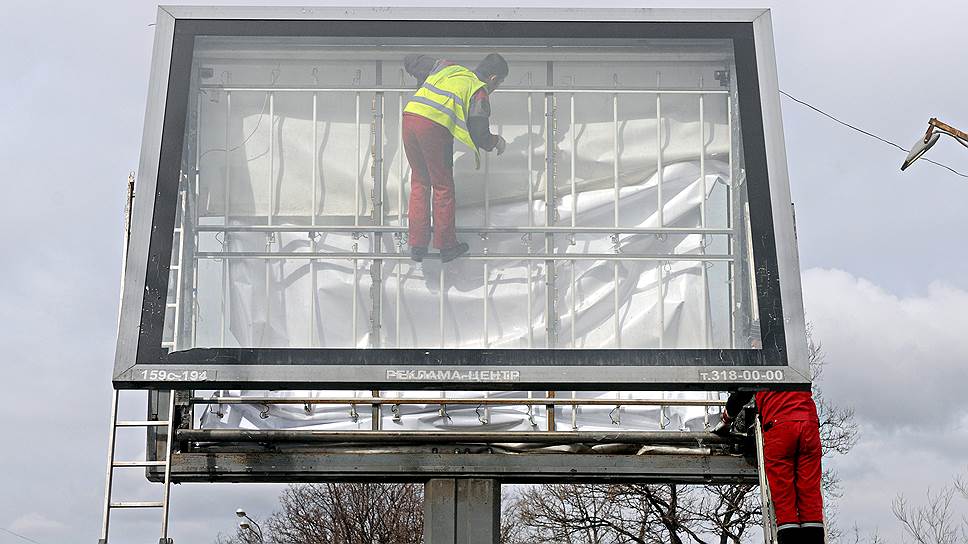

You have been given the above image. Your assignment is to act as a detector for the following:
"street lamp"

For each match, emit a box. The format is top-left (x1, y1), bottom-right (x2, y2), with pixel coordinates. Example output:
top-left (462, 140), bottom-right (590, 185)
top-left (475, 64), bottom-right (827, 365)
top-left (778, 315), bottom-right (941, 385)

top-left (235, 508), bottom-right (264, 543)
top-left (901, 117), bottom-right (968, 171)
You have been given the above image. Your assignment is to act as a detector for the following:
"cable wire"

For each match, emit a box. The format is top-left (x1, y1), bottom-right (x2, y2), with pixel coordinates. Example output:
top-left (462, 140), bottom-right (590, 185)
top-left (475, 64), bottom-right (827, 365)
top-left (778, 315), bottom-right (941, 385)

top-left (779, 90), bottom-right (968, 178)
top-left (0, 527), bottom-right (44, 544)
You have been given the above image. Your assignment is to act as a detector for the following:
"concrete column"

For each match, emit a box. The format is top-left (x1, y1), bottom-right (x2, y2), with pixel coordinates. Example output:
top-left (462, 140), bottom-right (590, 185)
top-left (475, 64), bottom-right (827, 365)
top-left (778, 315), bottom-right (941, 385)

top-left (424, 478), bottom-right (500, 544)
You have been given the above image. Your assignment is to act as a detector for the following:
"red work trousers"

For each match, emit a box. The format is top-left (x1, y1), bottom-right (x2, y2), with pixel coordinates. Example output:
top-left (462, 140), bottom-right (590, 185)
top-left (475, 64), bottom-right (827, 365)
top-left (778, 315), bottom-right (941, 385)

top-left (402, 113), bottom-right (457, 250)
top-left (763, 420), bottom-right (824, 529)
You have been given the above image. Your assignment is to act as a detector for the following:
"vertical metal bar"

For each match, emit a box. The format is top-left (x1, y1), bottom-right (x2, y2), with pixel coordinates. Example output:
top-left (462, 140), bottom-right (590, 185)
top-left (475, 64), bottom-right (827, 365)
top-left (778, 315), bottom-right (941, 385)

top-left (371, 389), bottom-right (381, 430)
top-left (571, 262), bottom-right (577, 348)
top-left (612, 91), bottom-right (621, 349)
top-left (613, 262), bottom-right (621, 348)
top-left (159, 391), bottom-right (177, 542)
top-left (546, 390), bottom-right (556, 431)
top-left (527, 260), bottom-right (534, 348)
top-left (570, 390), bottom-right (578, 430)
top-left (544, 62), bottom-right (557, 349)
top-left (352, 249), bottom-right (359, 347)
top-left (570, 93), bottom-right (577, 227)
top-left (191, 92), bottom-right (201, 347)
top-left (728, 96), bottom-right (737, 348)
top-left (172, 191), bottom-right (187, 350)
top-left (526, 93), bottom-right (534, 349)
top-left (220, 92), bottom-right (231, 347)
top-left (265, 91), bottom-right (274, 347)
top-left (656, 73), bottom-right (664, 227)
top-left (570, 92), bottom-right (578, 350)
top-left (310, 92), bottom-right (318, 347)
top-left (98, 390), bottom-right (119, 542)
top-left (396, 91), bottom-right (405, 347)
top-left (613, 92), bottom-right (620, 226)
top-left (395, 261), bottom-right (402, 347)
top-left (483, 261), bottom-right (489, 347)
top-left (527, 93), bottom-right (534, 229)
top-left (699, 78), bottom-right (710, 347)
top-left (658, 261), bottom-right (665, 348)
top-left (268, 91), bottom-right (274, 226)
top-left (370, 68), bottom-right (385, 348)
top-left (355, 92), bottom-right (361, 227)
top-left (398, 92), bottom-right (405, 227)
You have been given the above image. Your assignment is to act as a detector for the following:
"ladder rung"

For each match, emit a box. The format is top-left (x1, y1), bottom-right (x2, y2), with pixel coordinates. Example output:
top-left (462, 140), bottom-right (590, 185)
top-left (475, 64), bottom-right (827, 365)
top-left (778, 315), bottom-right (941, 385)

top-left (117, 420), bottom-right (170, 427)
top-left (113, 460), bottom-right (167, 468)
top-left (110, 501), bottom-right (165, 509)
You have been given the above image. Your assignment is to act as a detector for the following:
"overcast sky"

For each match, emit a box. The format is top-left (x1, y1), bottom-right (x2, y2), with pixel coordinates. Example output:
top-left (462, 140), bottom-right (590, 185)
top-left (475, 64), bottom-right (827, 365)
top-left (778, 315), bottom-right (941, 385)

top-left (1, 1), bottom-right (967, 543)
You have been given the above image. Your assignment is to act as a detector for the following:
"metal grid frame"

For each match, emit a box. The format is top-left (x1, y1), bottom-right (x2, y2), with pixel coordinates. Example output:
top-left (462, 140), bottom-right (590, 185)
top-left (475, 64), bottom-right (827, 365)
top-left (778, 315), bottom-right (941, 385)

top-left (115, 7), bottom-right (809, 390)
top-left (145, 391), bottom-right (758, 484)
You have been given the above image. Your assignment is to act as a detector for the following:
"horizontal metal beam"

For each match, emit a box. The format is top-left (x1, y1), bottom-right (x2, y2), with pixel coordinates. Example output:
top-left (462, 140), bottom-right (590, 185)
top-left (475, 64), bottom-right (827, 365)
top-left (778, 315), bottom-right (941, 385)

top-left (163, 451), bottom-right (758, 484)
top-left (196, 225), bottom-right (734, 235)
top-left (200, 85), bottom-right (729, 95)
top-left (196, 252), bottom-right (733, 262)
top-left (190, 396), bottom-right (725, 407)
top-left (178, 429), bottom-right (729, 445)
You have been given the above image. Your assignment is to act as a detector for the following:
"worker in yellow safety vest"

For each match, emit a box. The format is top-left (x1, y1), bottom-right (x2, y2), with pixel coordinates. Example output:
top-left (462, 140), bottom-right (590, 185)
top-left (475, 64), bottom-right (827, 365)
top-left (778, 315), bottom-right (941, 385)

top-left (402, 53), bottom-right (508, 262)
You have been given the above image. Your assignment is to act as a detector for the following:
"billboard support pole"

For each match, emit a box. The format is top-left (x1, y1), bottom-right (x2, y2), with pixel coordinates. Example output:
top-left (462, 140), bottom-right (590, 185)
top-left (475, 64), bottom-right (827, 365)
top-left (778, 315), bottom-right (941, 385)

top-left (424, 478), bottom-right (501, 544)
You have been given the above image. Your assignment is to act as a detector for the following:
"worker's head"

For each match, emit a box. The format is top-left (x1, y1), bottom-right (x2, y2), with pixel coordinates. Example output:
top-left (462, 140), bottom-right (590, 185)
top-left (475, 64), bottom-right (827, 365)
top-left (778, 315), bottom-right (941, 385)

top-left (475, 53), bottom-right (509, 93)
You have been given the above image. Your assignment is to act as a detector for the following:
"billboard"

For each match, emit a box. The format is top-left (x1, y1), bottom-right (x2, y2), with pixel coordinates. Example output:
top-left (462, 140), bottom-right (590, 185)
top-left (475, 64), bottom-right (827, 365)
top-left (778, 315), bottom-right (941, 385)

top-left (114, 7), bottom-right (808, 390)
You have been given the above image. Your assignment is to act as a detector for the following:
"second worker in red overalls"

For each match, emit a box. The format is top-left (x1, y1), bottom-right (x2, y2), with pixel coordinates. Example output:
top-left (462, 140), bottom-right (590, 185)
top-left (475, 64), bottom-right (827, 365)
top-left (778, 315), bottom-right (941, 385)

top-left (402, 53), bottom-right (508, 262)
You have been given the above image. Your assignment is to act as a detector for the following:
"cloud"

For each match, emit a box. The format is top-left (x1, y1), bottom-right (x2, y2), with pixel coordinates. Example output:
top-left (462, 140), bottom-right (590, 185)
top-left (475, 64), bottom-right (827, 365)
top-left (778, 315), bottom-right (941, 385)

top-left (803, 268), bottom-right (968, 431)
top-left (9, 512), bottom-right (66, 535)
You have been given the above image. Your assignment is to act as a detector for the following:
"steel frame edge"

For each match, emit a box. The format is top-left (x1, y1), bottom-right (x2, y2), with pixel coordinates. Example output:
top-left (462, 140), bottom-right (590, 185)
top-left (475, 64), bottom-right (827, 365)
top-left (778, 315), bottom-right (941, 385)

top-left (114, 7), bottom-right (175, 380)
top-left (751, 10), bottom-right (810, 383)
top-left (159, 6), bottom-right (770, 23)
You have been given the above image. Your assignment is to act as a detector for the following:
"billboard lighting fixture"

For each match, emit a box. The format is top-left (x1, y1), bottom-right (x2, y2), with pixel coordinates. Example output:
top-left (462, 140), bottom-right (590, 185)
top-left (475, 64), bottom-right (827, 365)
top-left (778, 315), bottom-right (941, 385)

top-left (901, 117), bottom-right (968, 171)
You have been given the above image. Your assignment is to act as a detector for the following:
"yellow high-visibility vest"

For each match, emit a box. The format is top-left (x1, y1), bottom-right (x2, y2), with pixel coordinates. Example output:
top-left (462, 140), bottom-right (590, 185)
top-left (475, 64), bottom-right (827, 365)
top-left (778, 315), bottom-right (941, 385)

top-left (404, 64), bottom-right (488, 167)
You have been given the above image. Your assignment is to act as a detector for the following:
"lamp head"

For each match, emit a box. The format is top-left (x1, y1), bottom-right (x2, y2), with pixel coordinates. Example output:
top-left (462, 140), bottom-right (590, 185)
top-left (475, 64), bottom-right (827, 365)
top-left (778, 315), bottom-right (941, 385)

top-left (235, 508), bottom-right (247, 518)
top-left (901, 130), bottom-right (941, 171)
top-left (239, 520), bottom-right (251, 530)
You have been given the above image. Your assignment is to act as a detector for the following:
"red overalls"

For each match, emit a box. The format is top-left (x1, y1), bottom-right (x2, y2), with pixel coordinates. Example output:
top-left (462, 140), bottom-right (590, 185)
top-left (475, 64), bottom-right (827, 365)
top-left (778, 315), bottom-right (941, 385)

top-left (756, 390), bottom-right (824, 531)
top-left (402, 113), bottom-right (457, 250)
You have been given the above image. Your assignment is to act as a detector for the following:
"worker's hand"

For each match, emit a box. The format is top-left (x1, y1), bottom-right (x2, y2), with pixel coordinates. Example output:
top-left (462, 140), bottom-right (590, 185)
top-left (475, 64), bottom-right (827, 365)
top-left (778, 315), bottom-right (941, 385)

top-left (494, 135), bottom-right (507, 156)
top-left (710, 419), bottom-right (732, 437)
top-left (710, 412), bottom-right (732, 437)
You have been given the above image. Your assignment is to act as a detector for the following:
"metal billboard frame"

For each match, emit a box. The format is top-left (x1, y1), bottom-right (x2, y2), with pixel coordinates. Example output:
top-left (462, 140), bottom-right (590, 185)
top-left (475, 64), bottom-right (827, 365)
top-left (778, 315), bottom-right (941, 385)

top-left (114, 6), bottom-right (809, 391)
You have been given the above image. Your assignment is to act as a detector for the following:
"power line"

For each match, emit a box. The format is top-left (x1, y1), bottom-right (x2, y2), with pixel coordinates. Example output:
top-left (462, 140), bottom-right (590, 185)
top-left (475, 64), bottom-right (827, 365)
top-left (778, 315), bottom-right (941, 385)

top-left (779, 90), bottom-right (968, 179)
top-left (0, 527), bottom-right (44, 544)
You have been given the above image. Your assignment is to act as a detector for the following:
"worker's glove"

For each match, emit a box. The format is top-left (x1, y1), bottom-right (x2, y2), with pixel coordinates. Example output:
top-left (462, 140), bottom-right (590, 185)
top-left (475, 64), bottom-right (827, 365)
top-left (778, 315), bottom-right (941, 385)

top-left (494, 135), bottom-right (507, 156)
top-left (710, 411), bottom-right (732, 437)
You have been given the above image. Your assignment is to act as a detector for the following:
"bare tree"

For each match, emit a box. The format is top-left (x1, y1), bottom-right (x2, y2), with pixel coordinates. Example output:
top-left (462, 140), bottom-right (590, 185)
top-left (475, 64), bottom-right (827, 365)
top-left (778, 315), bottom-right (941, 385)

top-left (215, 483), bottom-right (423, 544)
top-left (503, 326), bottom-right (858, 543)
top-left (892, 472), bottom-right (968, 544)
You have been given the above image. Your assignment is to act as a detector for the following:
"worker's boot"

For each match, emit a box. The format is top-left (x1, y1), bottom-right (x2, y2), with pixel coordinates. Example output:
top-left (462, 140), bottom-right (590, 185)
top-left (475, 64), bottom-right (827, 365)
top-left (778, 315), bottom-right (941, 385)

top-left (799, 525), bottom-right (825, 544)
top-left (776, 526), bottom-right (799, 544)
top-left (411, 246), bottom-right (428, 262)
top-left (440, 242), bottom-right (469, 263)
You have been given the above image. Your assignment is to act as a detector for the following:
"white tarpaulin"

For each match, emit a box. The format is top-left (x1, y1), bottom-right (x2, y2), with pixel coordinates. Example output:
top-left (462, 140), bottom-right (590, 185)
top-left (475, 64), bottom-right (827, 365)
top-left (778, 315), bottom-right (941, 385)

top-left (175, 42), bottom-right (751, 432)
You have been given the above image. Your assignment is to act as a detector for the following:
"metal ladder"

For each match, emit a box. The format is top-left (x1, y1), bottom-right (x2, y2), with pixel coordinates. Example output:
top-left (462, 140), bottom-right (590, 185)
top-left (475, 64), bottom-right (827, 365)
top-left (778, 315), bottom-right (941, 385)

top-left (98, 389), bottom-right (176, 544)
top-left (755, 415), bottom-right (779, 544)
